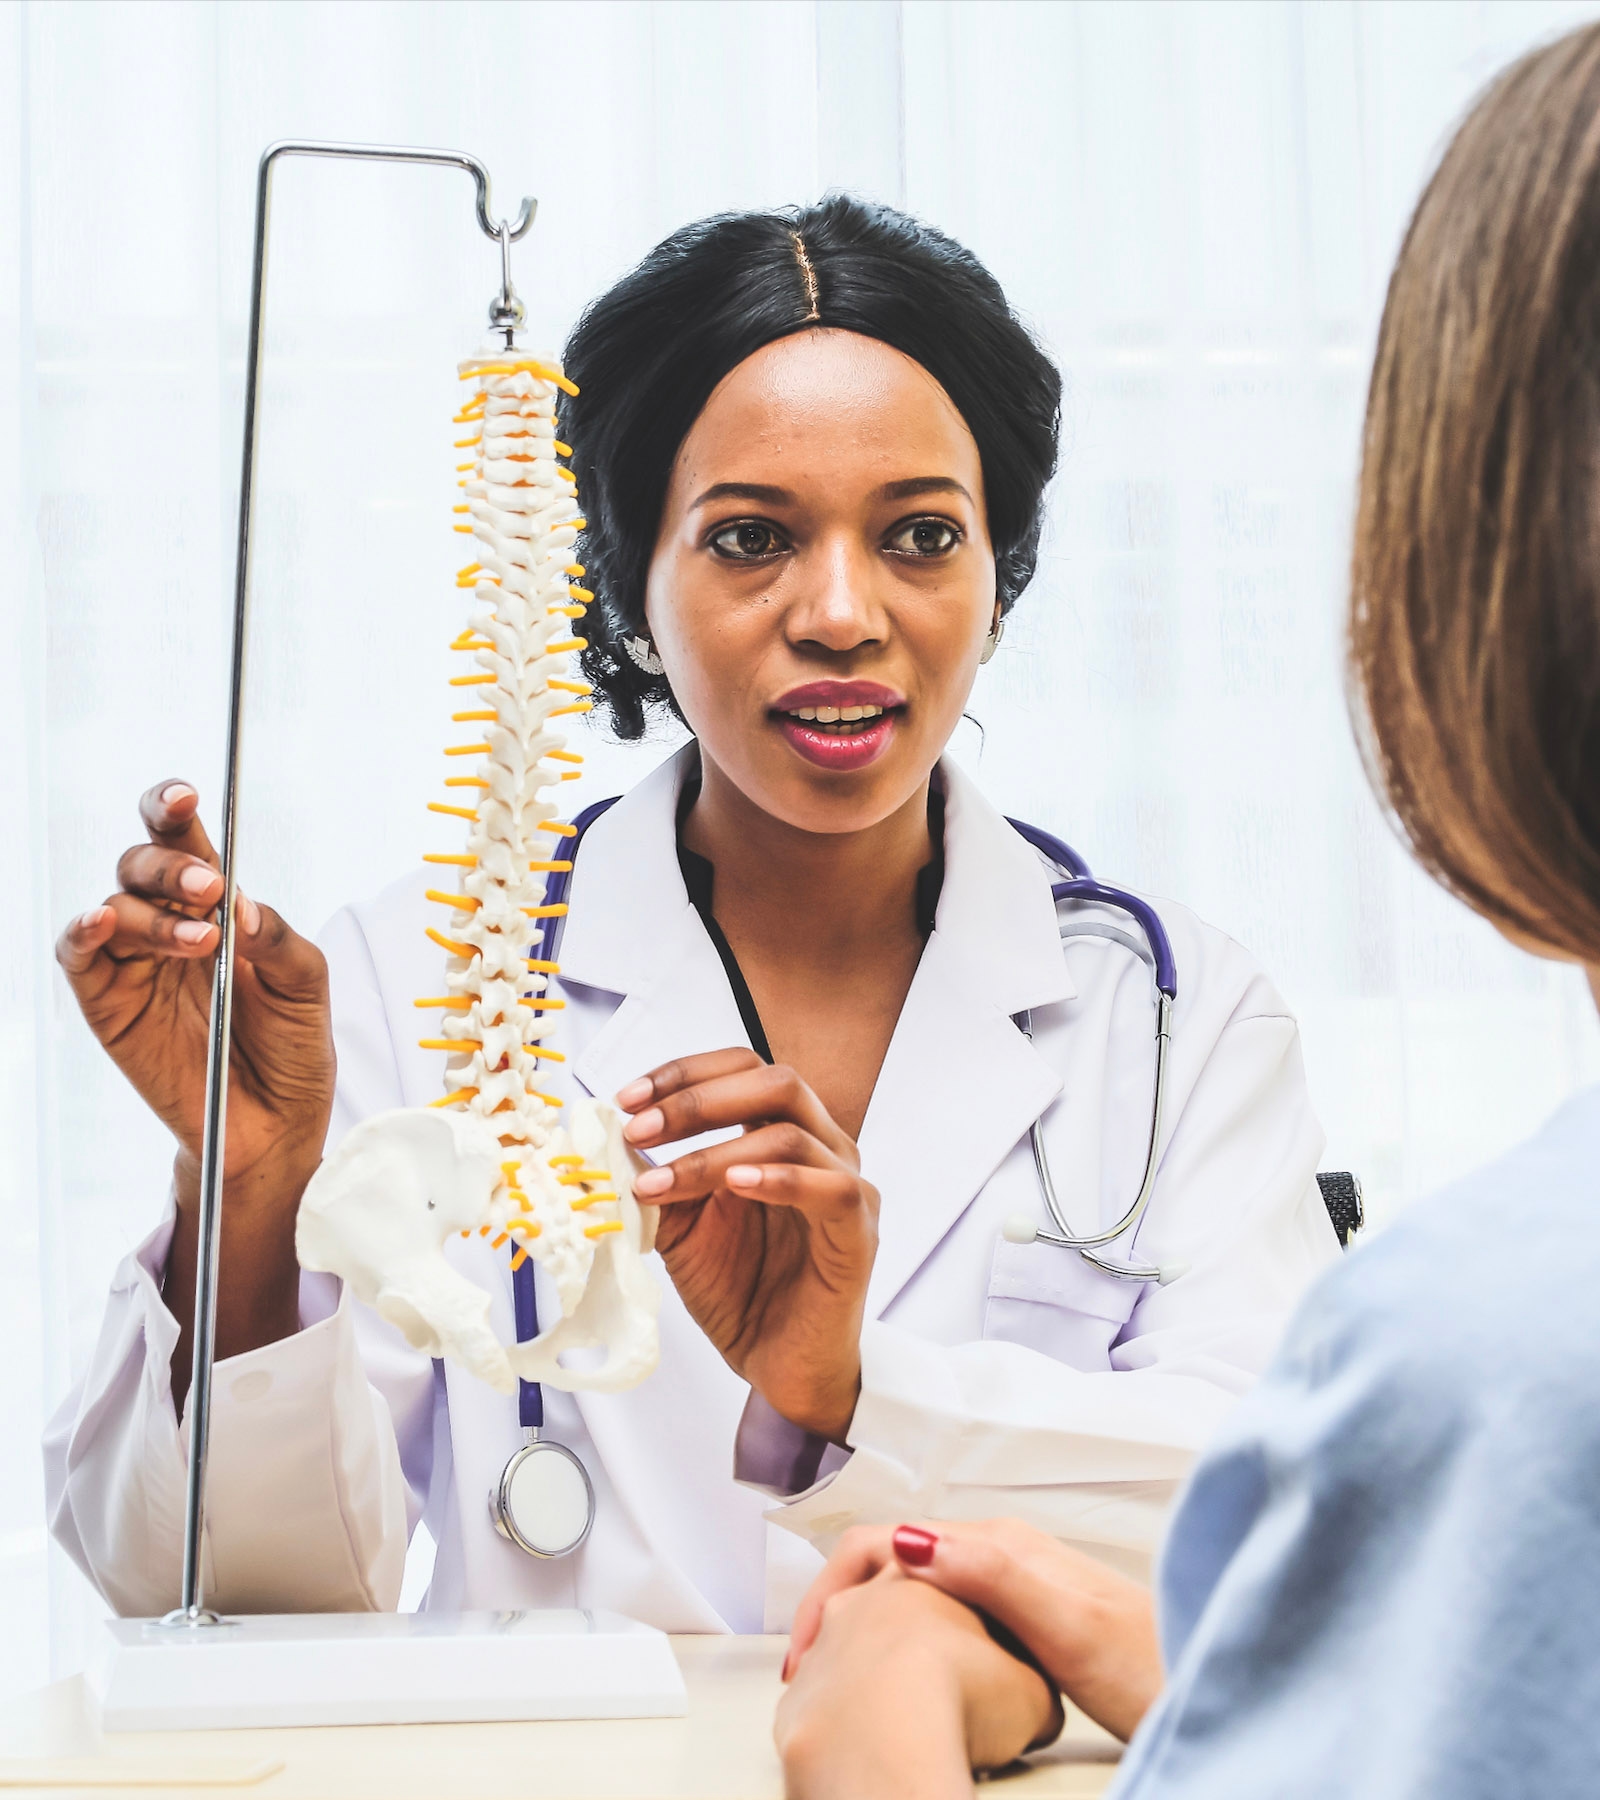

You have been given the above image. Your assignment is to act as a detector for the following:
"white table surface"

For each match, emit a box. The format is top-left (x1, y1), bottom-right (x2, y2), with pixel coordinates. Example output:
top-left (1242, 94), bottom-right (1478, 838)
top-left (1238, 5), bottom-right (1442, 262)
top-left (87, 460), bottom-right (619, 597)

top-left (0, 1635), bottom-right (1123, 1799)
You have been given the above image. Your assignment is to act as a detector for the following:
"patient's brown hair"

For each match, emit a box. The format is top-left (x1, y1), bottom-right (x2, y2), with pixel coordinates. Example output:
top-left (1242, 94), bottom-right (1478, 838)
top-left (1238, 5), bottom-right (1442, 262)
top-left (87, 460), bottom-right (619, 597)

top-left (1351, 22), bottom-right (1600, 962)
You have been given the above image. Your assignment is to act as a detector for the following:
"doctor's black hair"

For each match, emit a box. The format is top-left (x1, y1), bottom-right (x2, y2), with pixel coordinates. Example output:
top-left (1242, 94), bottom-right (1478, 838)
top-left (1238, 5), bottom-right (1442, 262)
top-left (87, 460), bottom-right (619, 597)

top-left (560, 195), bottom-right (1062, 739)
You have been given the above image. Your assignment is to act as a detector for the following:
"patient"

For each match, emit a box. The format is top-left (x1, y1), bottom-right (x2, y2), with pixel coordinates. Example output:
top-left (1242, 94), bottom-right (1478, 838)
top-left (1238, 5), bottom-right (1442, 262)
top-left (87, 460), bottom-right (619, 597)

top-left (776, 21), bottom-right (1600, 1799)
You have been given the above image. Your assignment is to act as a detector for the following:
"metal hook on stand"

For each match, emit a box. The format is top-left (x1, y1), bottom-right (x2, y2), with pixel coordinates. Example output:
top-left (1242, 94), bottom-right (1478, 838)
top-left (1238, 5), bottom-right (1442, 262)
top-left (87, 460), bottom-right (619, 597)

top-left (490, 220), bottom-right (528, 347)
top-left (158, 140), bottom-right (536, 1631)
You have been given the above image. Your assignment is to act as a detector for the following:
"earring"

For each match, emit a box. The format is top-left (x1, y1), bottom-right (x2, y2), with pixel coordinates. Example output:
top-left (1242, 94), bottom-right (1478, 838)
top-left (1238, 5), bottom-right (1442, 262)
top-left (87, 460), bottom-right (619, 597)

top-left (979, 618), bottom-right (1005, 665)
top-left (623, 634), bottom-right (665, 676)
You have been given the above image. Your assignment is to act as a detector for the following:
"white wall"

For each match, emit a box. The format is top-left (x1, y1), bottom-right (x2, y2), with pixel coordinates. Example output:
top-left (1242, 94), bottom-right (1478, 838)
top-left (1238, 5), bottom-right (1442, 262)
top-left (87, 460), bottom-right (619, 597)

top-left (4, 0), bottom-right (1598, 1694)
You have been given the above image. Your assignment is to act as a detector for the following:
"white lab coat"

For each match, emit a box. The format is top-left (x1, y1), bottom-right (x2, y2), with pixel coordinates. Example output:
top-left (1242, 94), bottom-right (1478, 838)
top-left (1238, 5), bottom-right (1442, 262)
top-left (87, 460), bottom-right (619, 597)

top-left (45, 748), bottom-right (1336, 1632)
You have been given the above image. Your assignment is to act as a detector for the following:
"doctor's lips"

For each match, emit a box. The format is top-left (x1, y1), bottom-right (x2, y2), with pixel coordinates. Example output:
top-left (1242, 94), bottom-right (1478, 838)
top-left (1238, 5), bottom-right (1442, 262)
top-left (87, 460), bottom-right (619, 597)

top-left (770, 681), bottom-right (904, 772)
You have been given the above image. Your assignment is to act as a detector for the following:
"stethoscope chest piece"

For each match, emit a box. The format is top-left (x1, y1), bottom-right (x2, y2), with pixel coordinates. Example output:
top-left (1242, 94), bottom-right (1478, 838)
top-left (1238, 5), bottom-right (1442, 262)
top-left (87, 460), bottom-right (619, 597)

top-left (490, 1431), bottom-right (596, 1559)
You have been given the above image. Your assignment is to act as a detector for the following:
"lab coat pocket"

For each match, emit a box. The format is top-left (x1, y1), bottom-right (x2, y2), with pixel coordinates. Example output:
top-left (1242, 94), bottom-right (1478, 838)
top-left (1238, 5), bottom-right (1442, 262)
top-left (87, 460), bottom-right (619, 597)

top-left (983, 1238), bottom-right (1143, 1372)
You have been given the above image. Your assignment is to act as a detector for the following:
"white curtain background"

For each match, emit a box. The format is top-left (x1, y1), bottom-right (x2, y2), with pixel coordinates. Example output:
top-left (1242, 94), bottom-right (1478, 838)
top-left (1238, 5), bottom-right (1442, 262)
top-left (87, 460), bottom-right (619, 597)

top-left (4, 0), bottom-right (1599, 1696)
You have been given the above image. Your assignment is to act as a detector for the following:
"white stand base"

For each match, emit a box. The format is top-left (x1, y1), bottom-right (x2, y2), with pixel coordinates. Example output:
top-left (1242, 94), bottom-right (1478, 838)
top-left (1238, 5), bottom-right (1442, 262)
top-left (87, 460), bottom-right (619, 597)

top-left (87, 1609), bottom-right (687, 1731)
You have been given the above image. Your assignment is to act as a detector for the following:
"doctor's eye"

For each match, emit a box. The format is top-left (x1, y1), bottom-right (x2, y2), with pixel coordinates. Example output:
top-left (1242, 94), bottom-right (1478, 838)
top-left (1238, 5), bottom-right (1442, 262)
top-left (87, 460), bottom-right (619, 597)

top-left (709, 520), bottom-right (788, 560)
top-left (885, 516), bottom-right (962, 558)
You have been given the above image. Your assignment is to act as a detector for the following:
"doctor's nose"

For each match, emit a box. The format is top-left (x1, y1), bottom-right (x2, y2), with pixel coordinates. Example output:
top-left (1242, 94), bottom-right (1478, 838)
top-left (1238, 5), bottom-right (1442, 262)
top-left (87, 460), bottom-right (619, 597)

top-left (785, 540), bottom-right (888, 655)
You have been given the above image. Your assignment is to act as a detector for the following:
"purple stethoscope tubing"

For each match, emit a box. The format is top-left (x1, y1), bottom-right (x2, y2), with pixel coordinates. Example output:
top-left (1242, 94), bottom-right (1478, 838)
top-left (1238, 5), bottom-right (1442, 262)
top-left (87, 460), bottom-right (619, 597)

top-left (1005, 818), bottom-right (1177, 1000)
top-left (1003, 819), bottom-right (1179, 1284)
top-left (514, 796), bottom-right (623, 1430)
top-left (486, 801), bottom-right (618, 1560)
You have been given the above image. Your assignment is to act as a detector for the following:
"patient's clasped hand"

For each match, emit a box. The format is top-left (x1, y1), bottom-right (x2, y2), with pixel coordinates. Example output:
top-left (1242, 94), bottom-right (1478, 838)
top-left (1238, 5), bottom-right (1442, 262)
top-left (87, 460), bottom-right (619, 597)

top-left (296, 348), bottom-right (660, 1397)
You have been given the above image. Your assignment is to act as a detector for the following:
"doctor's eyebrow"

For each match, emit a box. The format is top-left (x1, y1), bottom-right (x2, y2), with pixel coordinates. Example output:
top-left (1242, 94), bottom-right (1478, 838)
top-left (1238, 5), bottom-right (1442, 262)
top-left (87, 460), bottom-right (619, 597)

top-left (690, 476), bottom-right (976, 511)
top-left (878, 476), bottom-right (975, 505)
top-left (690, 481), bottom-right (794, 511)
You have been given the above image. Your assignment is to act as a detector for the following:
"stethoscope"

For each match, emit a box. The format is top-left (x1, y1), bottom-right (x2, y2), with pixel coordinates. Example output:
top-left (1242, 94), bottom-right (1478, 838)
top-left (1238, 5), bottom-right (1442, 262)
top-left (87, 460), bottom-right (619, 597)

top-left (488, 797), bottom-right (619, 1561)
top-left (488, 1258), bottom-right (598, 1559)
top-left (999, 819), bottom-right (1184, 1289)
top-left (489, 799), bottom-right (1181, 1557)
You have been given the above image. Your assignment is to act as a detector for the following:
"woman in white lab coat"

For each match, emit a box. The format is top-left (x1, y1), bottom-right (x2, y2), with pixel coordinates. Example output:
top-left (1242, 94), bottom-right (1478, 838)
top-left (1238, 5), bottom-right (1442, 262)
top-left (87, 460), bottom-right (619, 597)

top-left (47, 196), bottom-right (1337, 1633)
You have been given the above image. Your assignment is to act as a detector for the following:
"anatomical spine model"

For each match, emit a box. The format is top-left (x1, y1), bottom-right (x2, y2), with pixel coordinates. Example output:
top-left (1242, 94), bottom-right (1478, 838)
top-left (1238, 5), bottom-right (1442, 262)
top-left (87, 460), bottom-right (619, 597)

top-left (296, 349), bottom-right (660, 1397)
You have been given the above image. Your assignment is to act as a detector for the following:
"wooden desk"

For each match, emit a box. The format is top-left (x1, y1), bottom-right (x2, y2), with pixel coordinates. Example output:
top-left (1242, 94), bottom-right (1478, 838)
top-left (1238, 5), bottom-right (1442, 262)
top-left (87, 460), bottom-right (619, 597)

top-left (0, 1636), bottom-right (1121, 1798)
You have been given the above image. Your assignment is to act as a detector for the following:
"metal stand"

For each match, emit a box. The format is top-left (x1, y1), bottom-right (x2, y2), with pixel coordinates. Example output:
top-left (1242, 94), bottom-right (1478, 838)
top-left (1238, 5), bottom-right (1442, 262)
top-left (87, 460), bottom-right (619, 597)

top-left (85, 140), bottom-right (687, 1728)
top-left (83, 138), bottom-right (687, 1732)
top-left (82, 136), bottom-right (680, 1728)
top-left (156, 139), bottom-right (536, 1635)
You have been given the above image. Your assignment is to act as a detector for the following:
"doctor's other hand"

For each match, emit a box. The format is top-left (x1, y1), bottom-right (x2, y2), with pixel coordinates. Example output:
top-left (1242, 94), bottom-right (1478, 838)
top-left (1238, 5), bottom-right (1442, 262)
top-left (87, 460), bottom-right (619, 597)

top-left (775, 1565), bottom-right (1063, 1800)
top-left (786, 1518), bottom-right (1162, 1746)
top-left (618, 1048), bottom-right (878, 1444)
top-left (55, 782), bottom-right (334, 1387)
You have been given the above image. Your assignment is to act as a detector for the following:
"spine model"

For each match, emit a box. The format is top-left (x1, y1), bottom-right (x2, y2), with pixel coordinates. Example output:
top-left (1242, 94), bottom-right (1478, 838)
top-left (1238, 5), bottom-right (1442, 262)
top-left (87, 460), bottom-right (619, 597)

top-left (296, 348), bottom-right (659, 1397)
top-left (420, 353), bottom-right (607, 1274)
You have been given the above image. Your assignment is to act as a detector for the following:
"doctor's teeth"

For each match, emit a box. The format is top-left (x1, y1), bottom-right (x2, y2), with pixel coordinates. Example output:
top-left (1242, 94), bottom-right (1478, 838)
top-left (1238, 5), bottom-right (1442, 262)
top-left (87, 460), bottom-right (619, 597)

top-left (789, 703), bottom-right (885, 725)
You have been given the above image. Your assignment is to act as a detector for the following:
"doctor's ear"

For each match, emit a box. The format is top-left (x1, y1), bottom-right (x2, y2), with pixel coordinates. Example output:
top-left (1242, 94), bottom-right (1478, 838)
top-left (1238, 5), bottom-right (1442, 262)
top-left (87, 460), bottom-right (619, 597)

top-left (979, 609), bottom-right (1005, 666)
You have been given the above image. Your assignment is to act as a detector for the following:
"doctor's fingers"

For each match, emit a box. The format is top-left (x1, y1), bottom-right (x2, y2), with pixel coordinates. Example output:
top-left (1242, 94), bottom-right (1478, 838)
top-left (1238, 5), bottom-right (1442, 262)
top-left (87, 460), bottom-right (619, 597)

top-left (116, 842), bottom-right (224, 916)
top-left (722, 1157), bottom-right (880, 1232)
top-left (139, 779), bottom-right (221, 867)
top-left (633, 1122), bottom-right (866, 1211)
top-left (617, 1047), bottom-right (763, 1112)
top-left (58, 889), bottom-right (319, 996)
top-left (55, 904), bottom-right (122, 988)
top-left (57, 894), bottom-right (215, 1027)
top-left (622, 1061), bottom-right (855, 1161)
top-left (59, 890), bottom-right (222, 973)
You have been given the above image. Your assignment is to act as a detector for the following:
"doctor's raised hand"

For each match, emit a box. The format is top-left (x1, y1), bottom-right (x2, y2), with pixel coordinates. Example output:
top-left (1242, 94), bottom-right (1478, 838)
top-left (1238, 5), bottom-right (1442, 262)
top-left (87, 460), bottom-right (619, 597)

top-left (618, 1050), bottom-right (880, 1442)
top-left (54, 780), bottom-right (332, 1396)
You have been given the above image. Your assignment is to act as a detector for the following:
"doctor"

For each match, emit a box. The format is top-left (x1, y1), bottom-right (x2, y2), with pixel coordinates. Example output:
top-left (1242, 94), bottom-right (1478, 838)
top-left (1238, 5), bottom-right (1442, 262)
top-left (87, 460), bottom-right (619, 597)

top-left (47, 196), bottom-right (1337, 1633)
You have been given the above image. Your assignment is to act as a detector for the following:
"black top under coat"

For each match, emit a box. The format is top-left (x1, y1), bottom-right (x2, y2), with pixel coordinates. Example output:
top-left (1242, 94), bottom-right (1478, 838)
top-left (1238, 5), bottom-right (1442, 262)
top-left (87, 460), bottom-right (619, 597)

top-left (673, 779), bottom-right (947, 1065)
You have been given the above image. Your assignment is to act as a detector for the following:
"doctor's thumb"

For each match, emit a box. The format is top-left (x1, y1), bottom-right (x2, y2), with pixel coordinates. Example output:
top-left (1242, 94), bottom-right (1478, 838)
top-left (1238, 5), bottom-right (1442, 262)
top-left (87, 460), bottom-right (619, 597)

top-left (232, 894), bottom-right (329, 998)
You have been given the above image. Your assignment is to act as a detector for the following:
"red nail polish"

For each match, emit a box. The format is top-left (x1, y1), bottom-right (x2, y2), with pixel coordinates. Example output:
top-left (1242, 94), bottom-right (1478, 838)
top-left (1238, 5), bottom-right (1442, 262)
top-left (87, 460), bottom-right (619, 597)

top-left (893, 1525), bottom-right (938, 1567)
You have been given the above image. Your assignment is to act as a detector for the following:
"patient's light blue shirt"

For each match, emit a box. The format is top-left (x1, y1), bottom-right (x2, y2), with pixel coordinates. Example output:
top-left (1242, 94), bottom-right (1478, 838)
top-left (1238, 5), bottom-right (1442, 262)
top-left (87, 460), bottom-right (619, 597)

top-left (1112, 1084), bottom-right (1600, 1798)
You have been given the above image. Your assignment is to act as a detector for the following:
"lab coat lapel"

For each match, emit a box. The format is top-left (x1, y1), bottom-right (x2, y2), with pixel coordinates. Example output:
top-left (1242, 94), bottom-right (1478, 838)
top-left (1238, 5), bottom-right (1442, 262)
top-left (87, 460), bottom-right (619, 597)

top-left (557, 745), bottom-right (760, 1112)
top-left (555, 743), bottom-right (697, 1009)
top-left (573, 905), bottom-right (755, 1114)
top-left (859, 761), bottom-right (1076, 1319)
